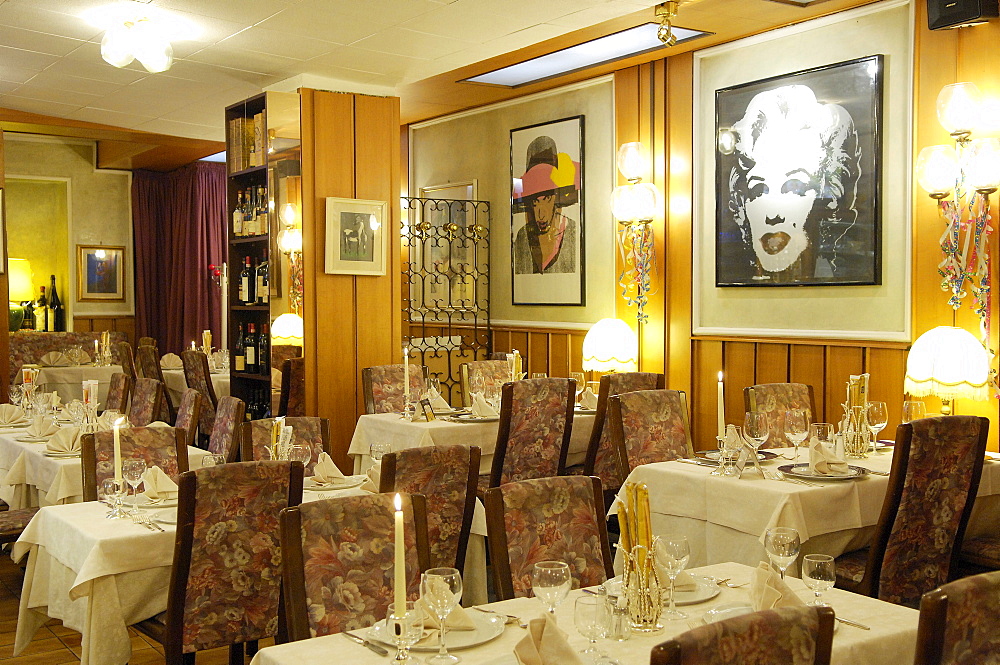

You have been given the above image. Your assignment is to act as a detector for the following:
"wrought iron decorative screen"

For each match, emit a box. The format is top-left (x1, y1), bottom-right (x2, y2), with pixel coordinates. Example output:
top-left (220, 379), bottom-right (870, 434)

top-left (402, 196), bottom-right (491, 405)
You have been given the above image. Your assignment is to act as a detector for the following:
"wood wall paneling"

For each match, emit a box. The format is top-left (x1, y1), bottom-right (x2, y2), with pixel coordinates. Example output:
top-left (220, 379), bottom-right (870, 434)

top-left (0, 133), bottom-right (7, 397)
top-left (73, 316), bottom-right (136, 342)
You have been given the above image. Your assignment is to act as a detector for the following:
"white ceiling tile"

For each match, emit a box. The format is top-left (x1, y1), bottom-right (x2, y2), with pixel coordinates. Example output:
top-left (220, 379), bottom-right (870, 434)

top-left (0, 25), bottom-right (87, 56)
top-left (256, 2), bottom-right (385, 44)
top-left (0, 2), bottom-right (101, 40)
top-left (2, 94), bottom-right (84, 117)
top-left (185, 45), bottom-right (304, 76)
top-left (10, 81), bottom-right (102, 106)
top-left (67, 105), bottom-right (156, 128)
top-left (351, 28), bottom-right (471, 60)
top-left (0, 79), bottom-right (22, 95)
top-left (154, 0), bottom-right (290, 25)
top-left (162, 59), bottom-right (270, 88)
top-left (20, 70), bottom-right (124, 95)
top-left (217, 26), bottom-right (340, 60)
top-left (400, 0), bottom-right (536, 39)
top-left (304, 46), bottom-right (428, 79)
top-left (132, 117), bottom-right (221, 140)
top-left (42, 55), bottom-right (150, 84)
top-left (0, 45), bottom-right (60, 70)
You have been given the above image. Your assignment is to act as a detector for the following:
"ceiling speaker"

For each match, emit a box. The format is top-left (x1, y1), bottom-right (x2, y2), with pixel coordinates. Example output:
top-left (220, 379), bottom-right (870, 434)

top-left (928, 0), bottom-right (998, 29)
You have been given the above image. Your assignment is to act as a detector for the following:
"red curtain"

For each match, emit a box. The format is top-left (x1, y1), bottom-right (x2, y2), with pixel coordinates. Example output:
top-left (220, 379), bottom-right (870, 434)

top-left (132, 161), bottom-right (226, 354)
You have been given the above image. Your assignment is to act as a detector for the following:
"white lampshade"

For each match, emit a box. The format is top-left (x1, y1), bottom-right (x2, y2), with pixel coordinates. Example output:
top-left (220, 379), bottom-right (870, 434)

top-left (271, 313), bottom-right (304, 346)
top-left (966, 137), bottom-right (1000, 193)
top-left (915, 145), bottom-right (959, 197)
top-left (904, 326), bottom-right (991, 402)
top-left (611, 182), bottom-right (659, 222)
top-left (616, 142), bottom-right (648, 181)
top-left (582, 318), bottom-right (638, 373)
top-left (937, 82), bottom-right (981, 136)
top-left (7, 259), bottom-right (34, 303)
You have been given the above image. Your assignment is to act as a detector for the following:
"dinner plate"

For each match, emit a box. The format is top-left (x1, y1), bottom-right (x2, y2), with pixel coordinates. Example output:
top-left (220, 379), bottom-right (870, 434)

top-left (777, 463), bottom-right (869, 481)
top-left (150, 508), bottom-right (177, 525)
top-left (605, 575), bottom-right (721, 606)
top-left (575, 407), bottom-right (597, 415)
top-left (367, 610), bottom-right (504, 651)
top-left (445, 414), bottom-right (500, 423)
top-left (16, 436), bottom-right (51, 443)
top-left (135, 493), bottom-right (179, 508)
top-left (42, 451), bottom-right (80, 458)
top-left (703, 602), bottom-right (754, 623)
top-left (698, 450), bottom-right (778, 462)
top-left (303, 476), bottom-right (365, 491)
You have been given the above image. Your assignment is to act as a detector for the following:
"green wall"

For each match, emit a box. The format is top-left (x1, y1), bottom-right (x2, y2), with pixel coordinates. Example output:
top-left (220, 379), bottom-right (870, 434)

top-left (6, 178), bottom-right (69, 305)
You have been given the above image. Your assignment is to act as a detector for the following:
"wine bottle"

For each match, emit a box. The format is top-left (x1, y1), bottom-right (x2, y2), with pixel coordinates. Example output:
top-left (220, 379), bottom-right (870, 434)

top-left (245, 187), bottom-right (258, 236)
top-left (259, 323), bottom-right (271, 375)
top-left (239, 256), bottom-right (255, 304)
top-left (48, 275), bottom-right (64, 332)
top-left (245, 323), bottom-right (258, 373)
top-left (233, 190), bottom-right (244, 236)
top-left (257, 186), bottom-right (269, 234)
top-left (234, 323), bottom-right (246, 372)
top-left (34, 286), bottom-right (48, 332)
top-left (256, 257), bottom-right (269, 305)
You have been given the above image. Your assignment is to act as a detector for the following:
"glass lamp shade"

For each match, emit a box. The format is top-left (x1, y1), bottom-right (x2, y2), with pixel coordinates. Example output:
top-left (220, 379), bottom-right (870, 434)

top-left (270, 313), bottom-right (304, 346)
top-left (616, 142), bottom-right (648, 181)
top-left (280, 203), bottom-right (298, 226)
top-left (611, 182), bottom-right (659, 222)
top-left (966, 138), bottom-right (1000, 192)
top-left (582, 318), bottom-right (638, 373)
top-left (916, 145), bottom-right (959, 197)
top-left (7, 259), bottom-right (34, 303)
top-left (277, 227), bottom-right (302, 254)
top-left (904, 326), bottom-right (991, 402)
top-left (101, 25), bottom-right (136, 68)
top-left (937, 82), bottom-right (981, 136)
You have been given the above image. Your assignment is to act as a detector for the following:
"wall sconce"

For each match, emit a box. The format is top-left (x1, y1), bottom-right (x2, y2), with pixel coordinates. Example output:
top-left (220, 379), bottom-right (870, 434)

top-left (915, 82), bottom-right (1000, 343)
top-left (611, 142), bottom-right (660, 324)
top-left (276, 202), bottom-right (303, 315)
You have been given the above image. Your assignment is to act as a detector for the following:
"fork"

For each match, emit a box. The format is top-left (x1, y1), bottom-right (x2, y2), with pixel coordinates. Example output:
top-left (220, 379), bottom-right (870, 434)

top-left (138, 513), bottom-right (165, 532)
top-left (767, 470), bottom-right (823, 488)
top-left (472, 606), bottom-right (527, 628)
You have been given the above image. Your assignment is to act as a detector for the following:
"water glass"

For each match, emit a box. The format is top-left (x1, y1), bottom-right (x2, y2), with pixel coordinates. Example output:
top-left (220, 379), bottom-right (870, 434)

top-left (656, 535), bottom-right (690, 619)
top-left (569, 372), bottom-right (585, 400)
top-left (201, 454), bottom-right (227, 468)
top-left (8, 385), bottom-right (22, 408)
top-left (720, 425), bottom-right (744, 477)
top-left (421, 567), bottom-right (462, 665)
top-left (902, 400), bottom-right (926, 423)
top-left (783, 409), bottom-right (809, 460)
top-left (101, 477), bottom-right (128, 519)
top-left (764, 527), bottom-right (800, 579)
top-left (370, 441), bottom-right (391, 462)
top-left (531, 560), bottom-right (571, 614)
top-left (574, 596), bottom-right (604, 657)
top-left (867, 401), bottom-right (888, 451)
top-left (290, 443), bottom-right (312, 468)
top-left (809, 423), bottom-right (834, 451)
top-left (530, 373), bottom-right (547, 379)
top-left (802, 554), bottom-right (836, 606)
top-left (743, 411), bottom-right (769, 450)
top-left (122, 459), bottom-right (146, 515)
top-left (386, 601), bottom-right (423, 664)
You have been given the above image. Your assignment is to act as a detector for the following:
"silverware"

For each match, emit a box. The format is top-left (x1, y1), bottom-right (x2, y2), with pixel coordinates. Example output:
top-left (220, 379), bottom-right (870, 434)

top-left (769, 470), bottom-right (823, 487)
top-left (343, 631), bottom-right (389, 656)
top-left (835, 616), bottom-right (871, 630)
top-left (677, 458), bottom-right (717, 468)
top-left (140, 514), bottom-right (165, 532)
top-left (859, 469), bottom-right (890, 476)
top-left (472, 606), bottom-right (527, 628)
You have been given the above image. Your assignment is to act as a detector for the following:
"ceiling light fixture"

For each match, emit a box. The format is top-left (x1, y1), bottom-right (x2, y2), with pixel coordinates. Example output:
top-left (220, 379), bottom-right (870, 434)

top-left (81, 2), bottom-right (199, 73)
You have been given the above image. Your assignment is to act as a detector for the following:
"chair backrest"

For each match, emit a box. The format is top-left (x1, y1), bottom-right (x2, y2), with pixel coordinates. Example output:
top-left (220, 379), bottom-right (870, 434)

top-left (161, 461), bottom-right (303, 660)
top-left (361, 364), bottom-right (428, 414)
top-left (81, 426), bottom-right (189, 501)
top-left (608, 389), bottom-right (694, 479)
top-left (744, 383), bottom-right (816, 447)
top-left (138, 336), bottom-right (157, 349)
top-left (240, 417), bottom-right (331, 475)
top-left (489, 377), bottom-right (575, 488)
top-left (380, 445), bottom-right (480, 571)
top-left (271, 344), bottom-right (302, 373)
top-left (117, 341), bottom-right (137, 382)
top-left (181, 349), bottom-right (218, 435)
top-left (915, 570), bottom-right (1000, 665)
top-left (485, 475), bottom-right (613, 600)
top-left (280, 492), bottom-right (430, 641)
top-left (136, 345), bottom-right (175, 420)
top-left (105, 372), bottom-right (133, 413)
top-left (460, 360), bottom-right (510, 408)
top-left (583, 372), bottom-right (664, 491)
top-left (862, 415), bottom-right (989, 606)
top-left (208, 396), bottom-right (245, 462)
top-left (650, 605), bottom-right (835, 665)
top-left (278, 357), bottom-right (305, 417)
top-left (174, 389), bottom-right (203, 449)
top-left (128, 377), bottom-right (165, 427)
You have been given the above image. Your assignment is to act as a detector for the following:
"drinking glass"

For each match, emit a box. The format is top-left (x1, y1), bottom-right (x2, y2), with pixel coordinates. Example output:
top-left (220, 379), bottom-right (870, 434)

top-left (711, 435), bottom-right (726, 476)
top-left (866, 401), bottom-right (888, 452)
top-left (902, 400), bottom-right (926, 423)
top-left (421, 567), bottom-right (463, 665)
top-left (743, 412), bottom-right (769, 451)
top-left (122, 459), bottom-right (146, 516)
top-left (531, 560), bottom-right (571, 614)
top-left (783, 409), bottom-right (809, 461)
top-left (809, 422), bottom-right (834, 451)
top-left (428, 377), bottom-right (441, 395)
top-left (386, 601), bottom-right (423, 664)
top-left (569, 372), bottom-right (585, 402)
top-left (574, 596), bottom-right (604, 657)
top-left (506, 353), bottom-right (516, 381)
top-left (101, 477), bottom-right (128, 519)
top-left (764, 527), bottom-right (800, 579)
top-left (370, 441), bottom-right (391, 462)
top-left (201, 454), bottom-right (227, 468)
top-left (802, 554), bottom-right (836, 606)
top-left (290, 443), bottom-right (312, 468)
top-left (531, 373), bottom-right (547, 379)
top-left (8, 385), bottom-right (22, 408)
top-left (720, 425), bottom-right (744, 477)
top-left (656, 535), bottom-right (691, 619)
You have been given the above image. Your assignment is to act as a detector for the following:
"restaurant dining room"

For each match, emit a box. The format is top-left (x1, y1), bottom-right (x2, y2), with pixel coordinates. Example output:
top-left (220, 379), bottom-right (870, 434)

top-left (0, 0), bottom-right (999, 663)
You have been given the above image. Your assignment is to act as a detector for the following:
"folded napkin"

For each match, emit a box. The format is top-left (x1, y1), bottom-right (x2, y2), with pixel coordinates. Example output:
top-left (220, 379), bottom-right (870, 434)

top-left (46, 427), bottom-right (81, 453)
top-left (98, 411), bottom-right (129, 431)
top-left (514, 612), bottom-right (583, 665)
top-left (142, 465), bottom-right (178, 500)
top-left (39, 351), bottom-right (71, 367)
top-left (808, 436), bottom-right (849, 475)
top-left (416, 599), bottom-right (476, 631)
top-left (578, 388), bottom-right (598, 410)
top-left (160, 353), bottom-right (183, 369)
top-left (652, 539), bottom-right (698, 591)
top-left (147, 421), bottom-right (171, 428)
top-left (427, 388), bottom-right (451, 412)
top-left (470, 392), bottom-right (499, 418)
top-left (359, 460), bottom-right (382, 493)
top-left (49, 392), bottom-right (61, 409)
top-left (309, 452), bottom-right (345, 484)
top-left (26, 418), bottom-right (59, 439)
top-left (749, 561), bottom-right (806, 611)
top-left (0, 404), bottom-right (26, 425)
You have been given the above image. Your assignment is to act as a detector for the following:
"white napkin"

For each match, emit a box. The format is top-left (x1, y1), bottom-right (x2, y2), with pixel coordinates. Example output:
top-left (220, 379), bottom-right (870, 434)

top-left (66, 347), bottom-right (91, 364)
top-left (416, 599), bottom-right (476, 631)
top-left (513, 612), bottom-right (583, 665)
top-left (359, 460), bottom-right (382, 493)
top-left (26, 418), bottom-right (59, 438)
top-left (0, 404), bottom-right (26, 425)
top-left (46, 427), bottom-right (81, 453)
top-left (808, 436), bottom-right (849, 475)
top-left (427, 388), bottom-right (451, 412)
top-left (39, 351), bottom-right (71, 367)
top-left (147, 421), bottom-right (171, 428)
top-left (160, 353), bottom-right (183, 369)
top-left (470, 392), bottom-right (499, 418)
top-left (578, 388), bottom-right (598, 410)
top-left (652, 540), bottom-right (698, 592)
top-left (271, 367), bottom-right (283, 389)
top-left (749, 561), bottom-right (806, 611)
top-left (309, 452), bottom-right (344, 484)
top-left (49, 392), bottom-right (61, 409)
top-left (142, 465), bottom-right (178, 500)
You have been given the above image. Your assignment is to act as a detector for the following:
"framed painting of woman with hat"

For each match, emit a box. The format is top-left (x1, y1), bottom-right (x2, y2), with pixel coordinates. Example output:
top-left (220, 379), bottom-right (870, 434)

top-left (510, 115), bottom-right (585, 305)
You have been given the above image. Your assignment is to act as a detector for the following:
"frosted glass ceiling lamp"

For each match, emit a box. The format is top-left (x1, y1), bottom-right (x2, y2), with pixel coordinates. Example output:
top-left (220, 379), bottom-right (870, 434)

top-left (582, 318), bottom-right (638, 374)
top-left (83, 2), bottom-right (198, 74)
top-left (904, 326), bottom-right (992, 414)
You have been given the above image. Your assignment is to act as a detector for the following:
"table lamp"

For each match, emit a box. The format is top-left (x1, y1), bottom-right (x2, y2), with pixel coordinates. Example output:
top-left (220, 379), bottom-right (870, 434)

top-left (270, 313), bottom-right (304, 346)
top-left (8, 258), bottom-right (34, 331)
top-left (903, 326), bottom-right (991, 415)
top-left (582, 318), bottom-right (638, 374)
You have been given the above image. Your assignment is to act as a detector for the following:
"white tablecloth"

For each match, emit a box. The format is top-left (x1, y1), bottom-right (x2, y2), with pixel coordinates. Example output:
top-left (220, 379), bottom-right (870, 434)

top-left (250, 561), bottom-right (919, 665)
top-left (160, 368), bottom-right (231, 406)
top-left (348, 410), bottom-right (597, 474)
top-left (17, 364), bottom-right (122, 409)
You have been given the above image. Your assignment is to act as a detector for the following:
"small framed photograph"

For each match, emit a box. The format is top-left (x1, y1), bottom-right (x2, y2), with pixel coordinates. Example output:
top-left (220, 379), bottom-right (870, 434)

top-left (419, 398), bottom-right (437, 421)
top-left (77, 245), bottom-right (125, 301)
top-left (325, 197), bottom-right (388, 276)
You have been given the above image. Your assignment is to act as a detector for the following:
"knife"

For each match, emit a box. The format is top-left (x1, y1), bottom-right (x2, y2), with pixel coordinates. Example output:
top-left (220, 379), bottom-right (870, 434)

top-left (677, 458), bottom-right (717, 468)
top-left (343, 631), bottom-right (389, 656)
top-left (835, 616), bottom-right (871, 630)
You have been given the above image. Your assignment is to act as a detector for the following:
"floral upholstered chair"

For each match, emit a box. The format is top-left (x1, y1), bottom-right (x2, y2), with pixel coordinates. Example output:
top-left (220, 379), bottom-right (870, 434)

top-left (136, 345), bottom-right (175, 422)
top-left (81, 426), bottom-right (189, 501)
top-left (744, 382), bottom-right (816, 447)
top-left (105, 372), bottom-right (133, 413)
top-left (361, 364), bottom-right (428, 414)
top-left (915, 570), bottom-right (1000, 665)
top-left (138, 336), bottom-right (157, 349)
top-left (240, 417), bottom-right (331, 475)
top-left (279, 493), bottom-right (430, 640)
top-left (650, 606), bottom-right (835, 665)
top-left (380, 445), bottom-right (480, 571)
top-left (460, 360), bottom-right (511, 407)
top-left (181, 350), bottom-right (218, 437)
top-left (134, 461), bottom-right (303, 664)
top-left (960, 535), bottom-right (1000, 573)
top-left (128, 377), bottom-right (165, 427)
top-left (834, 416), bottom-right (989, 607)
top-left (173, 389), bottom-right (203, 449)
top-left (208, 396), bottom-right (245, 462)
top-left (484, 377), bottom-right (576, 493)
top-left (278, 357), bottom-right (306, 417)
top-left (484, 475), bottom-right (613, 600)
top-left (117, 342), bottom-right (138, 382)
top-left (0, 507), bottom-right (40, 545)
top-left (608, 389), bottom-right (694, 479)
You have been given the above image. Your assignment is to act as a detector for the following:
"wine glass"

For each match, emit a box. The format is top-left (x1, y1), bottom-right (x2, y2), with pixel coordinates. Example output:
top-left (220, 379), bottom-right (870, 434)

top-left (122, 459), bottom-right (147, 516)
top-left (370, 441), bottom-right (391, 462)
top-left (290, 443), bottom-right (312, 469)
top-left (8, 385), bottom-right (22, 408)
top-left (783, 409), bottom-right (809, 461)
top-left (743, 411), bottom-right (769, 451)
top-left (720, 425), bottom-right (744, 477)
top-left (902, 400), bottom-right (926, 423)
top-left (802, 554), bottom-right (836, 606)
top-left (866, 401), bottom-right (888, 452)
top-left (386, 601), bottom-right (423, 664)
top-left (420, 567), bottom-right (463, 665)
top-left (574, 596), bottom-right (604, 657)
top-left (201, 454), bottom-right (227, 468)
top-left (809, 423), bottom-right (834, 456)
top-left (655, 535), bottom-right (691, 620)
top-left (531, 560), bottom-right (571, 614)
top-left (569, 372), bottom-right (585, 403)
top-left (101, 477), bottom-right (128, 519)
top-left (711, 434), bottom-right (727, 476)
top-left (764, 527), bottom-right (800, 579)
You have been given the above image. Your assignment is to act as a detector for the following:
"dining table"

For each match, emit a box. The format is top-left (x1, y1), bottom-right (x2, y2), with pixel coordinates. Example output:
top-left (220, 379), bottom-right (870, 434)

top-left (16, 364), bottom-right (123, 409)
top-left (160, 367), bottom-right (231, 407)
top-left (249, 561), bottom-right (920, 665)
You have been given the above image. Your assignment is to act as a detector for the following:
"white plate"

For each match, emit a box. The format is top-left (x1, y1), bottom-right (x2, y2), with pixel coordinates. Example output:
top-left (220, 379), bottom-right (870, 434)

top-left (16, 436), bottom-right (51, 443)
top-left (703, 602), bottom-right (754, 623)
top-left (135, 493), bottom-right (179, 508)
top-left (446, 414), bottom-right (500, 423)
top-left (304, 476), bottom-right (365, 491)
top-left (367, 611), bottom-right (504, 651)
top-left (605, 576), bottom-right (721, 606)
top-left (42, 451), bottom-right (80, 458)
top-left (777, 463), bottom-right (869, 481)
top-left (151, 508), bottom-right (177, 525)
top-left (575, 407), bottom-right (597, 414)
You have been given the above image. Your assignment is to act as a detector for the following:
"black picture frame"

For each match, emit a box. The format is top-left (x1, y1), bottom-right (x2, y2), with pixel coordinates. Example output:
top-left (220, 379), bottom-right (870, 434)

top-left (509, 115), bottom-right (585, 306)
top-left (715, 54), bottom-right (883, 287)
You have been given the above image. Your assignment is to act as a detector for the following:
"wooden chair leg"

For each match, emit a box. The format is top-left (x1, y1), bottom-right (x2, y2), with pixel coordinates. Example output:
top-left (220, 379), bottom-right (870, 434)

top-left (228, 643), bottom-right (244, 665)
top-left (246, 640), bottom-right (259, 657)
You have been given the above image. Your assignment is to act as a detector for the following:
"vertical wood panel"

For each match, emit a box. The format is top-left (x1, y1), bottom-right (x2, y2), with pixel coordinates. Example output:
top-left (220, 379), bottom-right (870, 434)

top-left (824, 346), bottom-right (864, 426)
top-left (528, 332), bottom-right (548, 376)
top-left (549, 334), bottom-right (569, 377)
top-left (724, 341), bottom-right (755, 428)
top-left (789, 345), bottom-right (826, 422)
top-left (0, 132), bottom-right (7, 397)
top-left (755, 343), bottom-right (789, 385)
top-left (865, 347), bottom-right (907, 439)
top-left (692, 340), bottom-right (723, 450)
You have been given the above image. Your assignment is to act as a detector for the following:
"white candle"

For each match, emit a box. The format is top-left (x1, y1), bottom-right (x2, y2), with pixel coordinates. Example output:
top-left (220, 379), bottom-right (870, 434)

top-left (191, 340), bottom-right (196, 351)
top-left (393, 493), bottom-right (406, 614)
top-left (94, 340), bottom-right (99, 356)
top-left (403, 347), bottom-right (410, 405)
top-left (113, 416), bottom-right (125, 482)
top-left (717, 371), bottom-right (725, 440)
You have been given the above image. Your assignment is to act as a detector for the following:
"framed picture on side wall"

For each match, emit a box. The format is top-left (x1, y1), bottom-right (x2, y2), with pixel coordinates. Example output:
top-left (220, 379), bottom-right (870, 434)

top-left (77, 245), bottom-right (125, 301)
top-left (324, 197), bottom-right (388, 276)
top-left (510, 115), bottom-right (585, 305)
